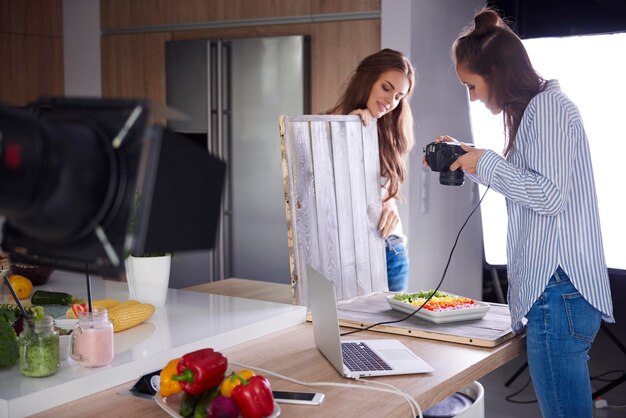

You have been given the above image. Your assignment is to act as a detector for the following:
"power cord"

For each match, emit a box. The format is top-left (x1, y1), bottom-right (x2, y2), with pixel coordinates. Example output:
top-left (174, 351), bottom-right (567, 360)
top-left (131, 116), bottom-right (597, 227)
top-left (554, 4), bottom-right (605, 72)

top-left (227, 187), bottom-right (492, 417)
top-left (504, 376), bottom-right (537, 404)
top-left (230, 361), bottom-right (423, 418)
top-left (591, 369), bottom-right (626, 409)
top-left (503, 369), bottom-right (626, 408)
top-left (591, 369), bottom-right (626, 383)
top-left (341, 185), bottom-right (491, 337)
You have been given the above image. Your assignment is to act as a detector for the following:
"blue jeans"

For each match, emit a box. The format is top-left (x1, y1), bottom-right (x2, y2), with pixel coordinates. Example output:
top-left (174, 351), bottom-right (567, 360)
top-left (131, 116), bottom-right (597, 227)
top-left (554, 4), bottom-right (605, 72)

top-left (385, 235), bottom-right (408, 291)
top-left (525, 267), bottom-right (601, 418)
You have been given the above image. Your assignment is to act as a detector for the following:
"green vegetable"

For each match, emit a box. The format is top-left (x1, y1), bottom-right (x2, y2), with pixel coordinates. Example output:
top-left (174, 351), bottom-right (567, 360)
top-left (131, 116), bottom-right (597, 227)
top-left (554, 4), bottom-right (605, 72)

top-left (393, 290), bottom-right (449, 303)
top-left (193, 388), bottom-right (219, 418)
top-left (31, 290), bottom-right (79, 306)
top-left (179, 392), bottom-right (202, 417)
top-left (0, 304), bottom-right (45, 322)
top-left (0, 318), bottom-right (18, 368)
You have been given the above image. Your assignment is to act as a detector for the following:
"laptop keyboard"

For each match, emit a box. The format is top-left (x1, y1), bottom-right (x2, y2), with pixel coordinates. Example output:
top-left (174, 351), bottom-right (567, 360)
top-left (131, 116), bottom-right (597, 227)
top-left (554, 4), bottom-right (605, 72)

top-left (342, 342), bottom-right (393, 372)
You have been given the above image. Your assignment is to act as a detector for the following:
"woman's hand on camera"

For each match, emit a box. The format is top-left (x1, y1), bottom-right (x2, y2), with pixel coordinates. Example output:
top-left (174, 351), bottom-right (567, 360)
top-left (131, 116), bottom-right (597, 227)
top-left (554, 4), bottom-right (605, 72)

top-left (423, 135), bottom-right (452, 167)
top-left (434, 135), bottom-right (459, 144)
top-left (423, 135), bottom-right (484, 174)
top-left (350, 108), bottom-right (375, 126)
top-left (422, 135), bottom-right (460, 167)
top-left (450, 144), bottom-right (485, 174)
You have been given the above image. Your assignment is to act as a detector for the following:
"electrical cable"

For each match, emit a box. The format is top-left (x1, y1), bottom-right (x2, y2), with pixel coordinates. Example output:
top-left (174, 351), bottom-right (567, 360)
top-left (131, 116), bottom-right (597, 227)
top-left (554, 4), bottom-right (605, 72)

top-left (231, 185), bottom-right (493, 416)
top-left (227, 186), bottom-right (492, 417)
top-left (503, 369), bottom-right (626, 406)
top-left (590, 369), bottom-right (626, 409)
top-left (504, 376), bottom-right (538, 404)
top-left (341, 184), bottom-right (491, 337)
top-left (590, 369), bottom-right (626, 383)
top-left (230, 361), bottom-right (423, 418)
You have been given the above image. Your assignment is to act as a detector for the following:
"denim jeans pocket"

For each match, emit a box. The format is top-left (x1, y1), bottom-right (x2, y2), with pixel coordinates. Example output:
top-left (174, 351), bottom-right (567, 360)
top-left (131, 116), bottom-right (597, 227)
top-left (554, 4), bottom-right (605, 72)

top-left (385, 236), bottom-right (406, 256)
top-left (562, 292), bottom-right (601, 342)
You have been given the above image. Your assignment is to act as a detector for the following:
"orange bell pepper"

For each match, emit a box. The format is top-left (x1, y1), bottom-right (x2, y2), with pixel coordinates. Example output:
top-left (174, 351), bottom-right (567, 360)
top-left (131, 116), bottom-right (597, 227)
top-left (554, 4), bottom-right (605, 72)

top-left (220, 369), bottom-right (255, 397)
top-left (159, 358), bottom-right (182, 397)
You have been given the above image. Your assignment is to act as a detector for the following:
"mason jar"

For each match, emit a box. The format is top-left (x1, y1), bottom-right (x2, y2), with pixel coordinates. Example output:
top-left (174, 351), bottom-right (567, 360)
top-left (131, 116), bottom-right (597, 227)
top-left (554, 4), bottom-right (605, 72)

top-left (70, 308), bottom-right (114, 367)
top-left (19, 315), bottom-right (60, 377)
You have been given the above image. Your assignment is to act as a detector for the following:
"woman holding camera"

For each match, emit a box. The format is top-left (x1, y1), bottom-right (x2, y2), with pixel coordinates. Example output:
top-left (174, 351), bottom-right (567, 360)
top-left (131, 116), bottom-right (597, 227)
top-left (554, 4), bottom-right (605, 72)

top-left (328, 48), bottom-right (415, 291)
top-left (433, 8), bottom-right (614, 417)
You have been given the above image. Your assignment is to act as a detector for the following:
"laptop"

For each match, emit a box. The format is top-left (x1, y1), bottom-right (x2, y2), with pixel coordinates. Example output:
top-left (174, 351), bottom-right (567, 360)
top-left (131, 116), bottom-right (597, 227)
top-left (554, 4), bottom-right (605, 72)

top-left (307, 265), bottom-right (434, 379)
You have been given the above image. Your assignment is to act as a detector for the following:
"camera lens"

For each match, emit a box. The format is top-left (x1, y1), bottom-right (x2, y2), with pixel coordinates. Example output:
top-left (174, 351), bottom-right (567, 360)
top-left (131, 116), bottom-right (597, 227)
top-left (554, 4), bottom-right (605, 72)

top-left (439, 169), bottom-right (464, 186)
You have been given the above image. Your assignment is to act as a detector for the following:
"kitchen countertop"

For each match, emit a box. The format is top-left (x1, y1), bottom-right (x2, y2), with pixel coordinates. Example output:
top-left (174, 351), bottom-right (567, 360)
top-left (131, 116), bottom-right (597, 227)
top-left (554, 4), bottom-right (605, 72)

top-left (31, 278), bottom-right (527, 417)
top-left (0, 272), bottom-right (305, 418)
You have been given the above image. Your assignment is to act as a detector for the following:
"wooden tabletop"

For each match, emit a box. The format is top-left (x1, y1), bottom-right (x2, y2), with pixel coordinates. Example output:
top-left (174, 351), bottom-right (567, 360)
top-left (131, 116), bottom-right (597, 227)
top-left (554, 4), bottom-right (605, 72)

top-left (34, 278), bottom-right (526, 418)
top-left (184, 278), bottom-right (294, 304)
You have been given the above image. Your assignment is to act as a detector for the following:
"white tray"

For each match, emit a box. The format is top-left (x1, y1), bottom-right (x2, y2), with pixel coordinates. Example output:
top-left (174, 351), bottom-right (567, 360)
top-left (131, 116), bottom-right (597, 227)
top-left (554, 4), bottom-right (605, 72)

top-left (155, 392), bottom-right (281, 418)
top-left (386, 294), bottom-right (490, 324)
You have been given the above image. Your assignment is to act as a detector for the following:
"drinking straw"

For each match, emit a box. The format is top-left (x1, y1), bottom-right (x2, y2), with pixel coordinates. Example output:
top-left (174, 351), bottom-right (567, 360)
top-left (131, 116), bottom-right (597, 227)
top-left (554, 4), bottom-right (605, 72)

top-left (85, 264), bottom-right (93, 313)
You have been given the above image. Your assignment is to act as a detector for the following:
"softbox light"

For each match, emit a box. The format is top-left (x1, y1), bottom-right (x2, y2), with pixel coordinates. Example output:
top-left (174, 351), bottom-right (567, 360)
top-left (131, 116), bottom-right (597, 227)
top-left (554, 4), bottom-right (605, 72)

top-left (0, 97), bottom-right (225, 277)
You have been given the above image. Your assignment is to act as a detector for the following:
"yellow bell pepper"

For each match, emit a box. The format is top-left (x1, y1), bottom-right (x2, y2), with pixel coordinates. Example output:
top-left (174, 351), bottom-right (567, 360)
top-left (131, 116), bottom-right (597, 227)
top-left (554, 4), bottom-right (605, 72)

top-left (219, 369), bottom-right (255, 397)
top-left (159, 358), bottom-right (182, 397)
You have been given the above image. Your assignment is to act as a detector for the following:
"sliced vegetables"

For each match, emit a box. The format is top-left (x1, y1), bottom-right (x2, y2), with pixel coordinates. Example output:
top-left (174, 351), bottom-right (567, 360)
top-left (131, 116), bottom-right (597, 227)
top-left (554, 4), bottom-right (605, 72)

top-left (71, 303), bottom-right (87, 318)
top-left (393, 290), bottom-right (477, 312)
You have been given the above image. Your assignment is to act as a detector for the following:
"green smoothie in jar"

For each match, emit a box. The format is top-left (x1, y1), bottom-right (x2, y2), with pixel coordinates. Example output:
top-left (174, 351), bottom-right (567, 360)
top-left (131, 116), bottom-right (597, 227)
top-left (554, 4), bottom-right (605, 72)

top-left (19, 316), bottom-right (60, 377)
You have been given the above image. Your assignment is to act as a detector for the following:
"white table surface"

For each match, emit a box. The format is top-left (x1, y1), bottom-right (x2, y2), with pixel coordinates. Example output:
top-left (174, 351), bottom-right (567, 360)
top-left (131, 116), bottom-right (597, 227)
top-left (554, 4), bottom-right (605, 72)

top-left (0, 271), bottom-right (305, 418)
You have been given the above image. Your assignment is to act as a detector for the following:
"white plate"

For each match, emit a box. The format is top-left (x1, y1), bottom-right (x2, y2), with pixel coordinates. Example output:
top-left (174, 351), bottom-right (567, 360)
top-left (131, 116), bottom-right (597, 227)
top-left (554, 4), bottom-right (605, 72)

top-left (54, 318), bottom-right (78, 330)
top-left (387, 293), bottom-right (490, 324)
top-left (155, 392), bottom-right (281, 418)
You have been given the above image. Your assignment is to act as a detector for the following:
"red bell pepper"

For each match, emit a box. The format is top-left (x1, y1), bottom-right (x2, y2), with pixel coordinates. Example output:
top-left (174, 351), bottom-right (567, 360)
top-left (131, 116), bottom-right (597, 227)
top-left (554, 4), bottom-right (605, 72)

top-left (172, 348), bottom-right (228, 395)
top-left (231, 375), bottom-right (275, 418)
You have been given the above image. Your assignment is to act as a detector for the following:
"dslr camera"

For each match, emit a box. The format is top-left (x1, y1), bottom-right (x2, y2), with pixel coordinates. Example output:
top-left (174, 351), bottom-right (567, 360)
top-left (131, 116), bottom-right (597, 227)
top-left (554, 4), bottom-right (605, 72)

top-left (423, 141), bottom-right (468, 186)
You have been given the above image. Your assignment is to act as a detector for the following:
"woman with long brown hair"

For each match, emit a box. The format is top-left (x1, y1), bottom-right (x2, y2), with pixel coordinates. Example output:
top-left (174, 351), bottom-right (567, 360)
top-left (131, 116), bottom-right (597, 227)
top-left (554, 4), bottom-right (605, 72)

top-left (328, 48), bottom-right (415, 291)
top-left (434, 8), bottom-right (614, 417)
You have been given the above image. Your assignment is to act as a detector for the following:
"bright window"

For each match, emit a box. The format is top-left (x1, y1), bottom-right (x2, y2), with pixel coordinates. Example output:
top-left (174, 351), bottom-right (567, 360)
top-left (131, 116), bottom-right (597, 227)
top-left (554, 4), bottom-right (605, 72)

top-left (470, 32), bottom-right (626, 270)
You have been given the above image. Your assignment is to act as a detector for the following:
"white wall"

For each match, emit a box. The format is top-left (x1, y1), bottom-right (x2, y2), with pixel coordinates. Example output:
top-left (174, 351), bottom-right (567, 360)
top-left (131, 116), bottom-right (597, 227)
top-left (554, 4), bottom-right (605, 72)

top-left (63, 0), bottom-right (101, 97)
top-left (382, 0), bottom-right (485, 299)
top-left (381, 0), bottom-right (413, 241)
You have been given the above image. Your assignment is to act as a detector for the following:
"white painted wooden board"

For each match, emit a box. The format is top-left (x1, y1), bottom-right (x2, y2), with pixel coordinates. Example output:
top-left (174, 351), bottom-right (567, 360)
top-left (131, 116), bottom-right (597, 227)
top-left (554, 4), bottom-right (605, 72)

top-left (280, 115), bottom-right (387, 305)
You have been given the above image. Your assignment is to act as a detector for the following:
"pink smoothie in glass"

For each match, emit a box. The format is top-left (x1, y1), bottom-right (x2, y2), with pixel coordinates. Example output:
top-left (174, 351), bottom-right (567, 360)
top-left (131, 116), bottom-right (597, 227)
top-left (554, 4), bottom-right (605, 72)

top-left (71, 326), bottom-right (114, 367)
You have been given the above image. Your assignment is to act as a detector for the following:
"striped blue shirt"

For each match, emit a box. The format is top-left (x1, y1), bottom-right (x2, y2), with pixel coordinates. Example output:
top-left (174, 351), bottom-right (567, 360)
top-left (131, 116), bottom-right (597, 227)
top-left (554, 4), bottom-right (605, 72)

top-left (474, 80), bottom-right (614, 333)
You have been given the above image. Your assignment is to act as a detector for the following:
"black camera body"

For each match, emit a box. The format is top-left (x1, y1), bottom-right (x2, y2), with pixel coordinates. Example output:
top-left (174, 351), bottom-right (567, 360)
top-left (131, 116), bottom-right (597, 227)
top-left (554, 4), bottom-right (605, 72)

top-left (423, 141), bottom-right (468, 186)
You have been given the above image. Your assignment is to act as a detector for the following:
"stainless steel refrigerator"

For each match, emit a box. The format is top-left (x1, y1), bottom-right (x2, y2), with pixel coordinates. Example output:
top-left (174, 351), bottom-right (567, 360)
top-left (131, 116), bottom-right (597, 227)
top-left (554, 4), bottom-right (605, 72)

top-left (165, 36), bottom-right (309, 287)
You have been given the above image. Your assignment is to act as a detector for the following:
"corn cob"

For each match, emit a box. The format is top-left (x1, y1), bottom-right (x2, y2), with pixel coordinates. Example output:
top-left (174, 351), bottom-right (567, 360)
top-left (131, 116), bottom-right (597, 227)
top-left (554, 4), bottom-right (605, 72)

top-left (64, 299), bottom-right (121, 319)
top-left (109, 302), bottom-right (155, 332)
top-left (107, 299), bottom-right (140, 315)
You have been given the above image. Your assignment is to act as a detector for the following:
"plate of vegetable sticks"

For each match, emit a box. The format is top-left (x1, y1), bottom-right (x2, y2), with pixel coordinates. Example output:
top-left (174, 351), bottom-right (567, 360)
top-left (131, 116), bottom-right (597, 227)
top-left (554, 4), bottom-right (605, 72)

top-left (387, 290), bottom-right (490, 324)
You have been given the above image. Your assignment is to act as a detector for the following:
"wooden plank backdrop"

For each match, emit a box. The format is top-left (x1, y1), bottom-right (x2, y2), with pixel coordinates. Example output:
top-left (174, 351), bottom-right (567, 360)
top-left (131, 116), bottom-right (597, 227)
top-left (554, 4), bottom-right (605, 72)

top-left (280, 115), bottom-right (387, 305)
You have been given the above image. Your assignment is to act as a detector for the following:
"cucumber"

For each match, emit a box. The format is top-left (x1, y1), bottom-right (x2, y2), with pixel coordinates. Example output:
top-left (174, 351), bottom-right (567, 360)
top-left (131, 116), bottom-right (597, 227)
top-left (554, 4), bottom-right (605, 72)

top-left (30, 290), bottom-right (77, 306)
top-left (193, 388), bottom-right (219, 418)
top-left (179, 392), bottom-right (202, 418)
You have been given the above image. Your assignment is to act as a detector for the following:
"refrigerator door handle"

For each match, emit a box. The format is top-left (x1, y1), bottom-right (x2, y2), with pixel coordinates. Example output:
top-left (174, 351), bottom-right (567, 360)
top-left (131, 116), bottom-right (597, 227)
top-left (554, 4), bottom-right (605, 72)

top-left (207, 40), bottom-right (227, 281)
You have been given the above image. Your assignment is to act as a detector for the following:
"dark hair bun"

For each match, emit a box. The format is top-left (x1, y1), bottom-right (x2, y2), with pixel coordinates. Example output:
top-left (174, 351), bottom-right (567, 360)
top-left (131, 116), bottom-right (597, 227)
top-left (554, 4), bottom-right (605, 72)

top-left (473, 8), bottom-right (502, 36)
